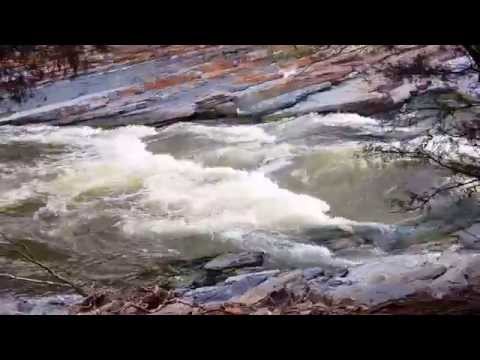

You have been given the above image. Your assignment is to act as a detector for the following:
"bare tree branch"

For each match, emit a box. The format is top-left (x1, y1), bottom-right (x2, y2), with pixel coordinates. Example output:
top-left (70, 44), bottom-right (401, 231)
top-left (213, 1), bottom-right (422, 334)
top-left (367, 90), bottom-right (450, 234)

top-left (0, 232), bottom-right (88, 297)
top-left (364, 112), bottom-right (480, 211)
top-left (0, 273), bottom-right (72, 288)
top-left (462, 45), bottom-right (480, 75)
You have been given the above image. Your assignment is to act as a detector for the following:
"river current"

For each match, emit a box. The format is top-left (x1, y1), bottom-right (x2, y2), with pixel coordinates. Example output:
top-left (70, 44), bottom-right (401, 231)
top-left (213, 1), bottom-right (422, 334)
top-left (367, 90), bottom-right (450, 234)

top-left (0, 112), bottom-right (467, 301)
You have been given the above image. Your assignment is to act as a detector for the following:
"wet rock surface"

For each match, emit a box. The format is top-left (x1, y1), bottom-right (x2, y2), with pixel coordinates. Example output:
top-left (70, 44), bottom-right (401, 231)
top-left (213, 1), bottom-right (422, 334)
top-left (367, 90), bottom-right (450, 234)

top-left (65, 248), bottom-right (480, 315)
top-left (0, 294), bottom-right (82, 315)
top-left (204, 251), bottom-right (264, 271)
top-left (171, 250), bottom-right (480, 313)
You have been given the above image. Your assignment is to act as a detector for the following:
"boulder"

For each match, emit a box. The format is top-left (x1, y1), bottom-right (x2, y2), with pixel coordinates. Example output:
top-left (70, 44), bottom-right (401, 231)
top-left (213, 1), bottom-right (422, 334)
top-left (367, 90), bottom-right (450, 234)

top-left (232, 270), bottom-right (304, 306)
top-left (182, 269), bottom-right (277, 306)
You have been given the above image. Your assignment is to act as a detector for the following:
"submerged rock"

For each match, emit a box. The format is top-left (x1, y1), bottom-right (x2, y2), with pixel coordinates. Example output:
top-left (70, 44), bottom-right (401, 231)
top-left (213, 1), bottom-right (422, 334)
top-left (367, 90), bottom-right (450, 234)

top-left (302, 267), bottom-right (325, 281)
top-left (204, 251), bottom-right (265, 271)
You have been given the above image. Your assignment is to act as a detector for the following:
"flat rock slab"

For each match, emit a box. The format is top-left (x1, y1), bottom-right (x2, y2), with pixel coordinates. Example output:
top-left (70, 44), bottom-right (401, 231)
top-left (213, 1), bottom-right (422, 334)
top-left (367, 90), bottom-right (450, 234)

top-left (183, 269), bottom-right (278, 305)
top-left (204, 251), bottom-right (264, 271)
top-left (232, 270), bottom-right (304, 306)
top-left (266, 78), bottom-right (392, 120)
top-left (237, 82), bottom-right (332, 116)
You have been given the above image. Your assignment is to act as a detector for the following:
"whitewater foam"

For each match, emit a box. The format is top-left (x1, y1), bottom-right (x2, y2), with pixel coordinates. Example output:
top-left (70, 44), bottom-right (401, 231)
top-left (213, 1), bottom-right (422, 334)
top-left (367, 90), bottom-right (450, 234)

top-left (0, 115), bottom-right (402, 266)
top-left (161, 122), bottom-right (276, 144)
top-left (6, 124), bottom-right (362, 265)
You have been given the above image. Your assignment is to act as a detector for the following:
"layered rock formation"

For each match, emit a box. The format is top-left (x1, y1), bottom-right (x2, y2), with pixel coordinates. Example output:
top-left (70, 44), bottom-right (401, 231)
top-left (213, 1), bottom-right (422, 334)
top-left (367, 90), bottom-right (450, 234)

top-left (1, 45), bottom-right (474, 128)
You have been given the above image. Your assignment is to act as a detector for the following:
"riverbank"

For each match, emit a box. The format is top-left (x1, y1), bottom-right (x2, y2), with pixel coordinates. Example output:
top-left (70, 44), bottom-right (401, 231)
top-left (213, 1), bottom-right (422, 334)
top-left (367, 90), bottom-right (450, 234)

top-left (66, 249), bottom-right (480, 315)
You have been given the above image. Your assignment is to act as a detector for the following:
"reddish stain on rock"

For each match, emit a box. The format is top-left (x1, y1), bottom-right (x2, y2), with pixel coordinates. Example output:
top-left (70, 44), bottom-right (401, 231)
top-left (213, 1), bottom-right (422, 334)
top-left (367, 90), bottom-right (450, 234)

top-left (297, 66), bottom-right (353, 86)
top-left (197, 59), bottom-right (237, 79)
top-left (118, 86), bottom-right (144, 98)
top-left (233, 72), bottom-right (283, 86)
top-left (143, 73), bottom-right (200, 91)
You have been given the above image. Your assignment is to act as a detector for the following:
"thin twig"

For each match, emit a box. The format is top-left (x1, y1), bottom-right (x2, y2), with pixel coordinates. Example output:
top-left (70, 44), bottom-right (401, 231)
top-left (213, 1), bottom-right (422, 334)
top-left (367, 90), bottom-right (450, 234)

top-left (0, 232), bottom-right (88, 297)
top-left (0, 273), bottom-right (72, 288)
top-left (119, 302), bottom-right (152, 314)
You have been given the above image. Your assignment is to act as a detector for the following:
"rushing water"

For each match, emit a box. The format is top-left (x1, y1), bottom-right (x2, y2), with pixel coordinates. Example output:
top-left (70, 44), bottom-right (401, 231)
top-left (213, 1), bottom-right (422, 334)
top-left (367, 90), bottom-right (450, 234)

top-left (0, 112), bottom-right (472, 304)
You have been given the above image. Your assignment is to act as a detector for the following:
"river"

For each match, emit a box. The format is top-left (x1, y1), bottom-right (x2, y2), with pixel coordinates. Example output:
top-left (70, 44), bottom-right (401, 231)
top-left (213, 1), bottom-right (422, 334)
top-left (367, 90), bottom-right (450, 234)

top-left (0, 111), bottom-right (473, 313)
